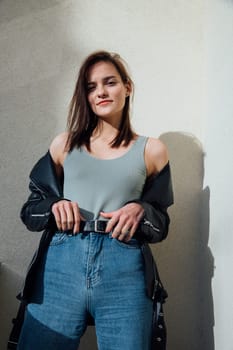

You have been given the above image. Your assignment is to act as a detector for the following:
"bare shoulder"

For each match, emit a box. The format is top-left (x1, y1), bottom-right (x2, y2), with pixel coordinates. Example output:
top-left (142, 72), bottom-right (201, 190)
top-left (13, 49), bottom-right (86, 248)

top-left (145, 137), bottom-right (169, 176)
top-left (49, 131), bottom-right (69, 166)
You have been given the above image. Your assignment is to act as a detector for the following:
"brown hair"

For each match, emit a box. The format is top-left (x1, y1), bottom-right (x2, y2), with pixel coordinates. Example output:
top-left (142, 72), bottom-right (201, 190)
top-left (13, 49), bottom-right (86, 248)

top-left (66, 51), bottom-right (135, 151)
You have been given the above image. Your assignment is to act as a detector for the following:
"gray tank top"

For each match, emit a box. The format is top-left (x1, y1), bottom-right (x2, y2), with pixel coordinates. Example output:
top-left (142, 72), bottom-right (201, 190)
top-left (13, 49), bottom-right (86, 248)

top-left (63, 136), bottom-right (148, 220)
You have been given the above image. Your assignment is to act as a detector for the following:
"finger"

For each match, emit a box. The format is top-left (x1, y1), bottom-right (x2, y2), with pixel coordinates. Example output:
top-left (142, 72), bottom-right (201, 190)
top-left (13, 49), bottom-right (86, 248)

top-left (72, 202), bottom-right (81, 234)
top-left (64, 202), bottom-right (74, 231)
top-left (106, 216), bottom-right (120, 233)
top-left (114, 210), bottom-right (131, 230)
top-left (124, 223), bottom-right (138, 242)
top-left (118, 222), bottom-right (131, 239)
top-left (113, 212), bottom-right (138, 240)
top-left (137, 210), bottom-right (145, 222)
top-left (117, 228), bottom-right (131, 241)
top-left (100, 212), bottom-right (112, 231)
top-left (111, 217), bottom-right (127, 238)
top-left (100, 211), bottom-right (114, 225)
top-left (52, 204), bottom-right (62, 230)
top-left (59, 205), bottom-right (68, 231)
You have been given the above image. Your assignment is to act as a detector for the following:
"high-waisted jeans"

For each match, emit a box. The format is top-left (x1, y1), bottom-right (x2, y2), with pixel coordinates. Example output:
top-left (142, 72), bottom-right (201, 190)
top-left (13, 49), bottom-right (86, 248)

top-left (18, 232), bottom-right (153, 350)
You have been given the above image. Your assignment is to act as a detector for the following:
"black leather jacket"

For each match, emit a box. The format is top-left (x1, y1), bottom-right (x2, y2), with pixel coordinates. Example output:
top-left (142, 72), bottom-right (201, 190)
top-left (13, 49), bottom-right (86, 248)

top-left (9, 151), bottom-right (173, 350)
top-left (19, 150), bottom-right (173, 301)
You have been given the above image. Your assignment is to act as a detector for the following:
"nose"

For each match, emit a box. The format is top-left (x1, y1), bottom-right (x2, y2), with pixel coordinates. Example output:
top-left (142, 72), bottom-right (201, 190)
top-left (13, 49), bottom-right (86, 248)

top-left (97, 84), bottom-right (108, 97)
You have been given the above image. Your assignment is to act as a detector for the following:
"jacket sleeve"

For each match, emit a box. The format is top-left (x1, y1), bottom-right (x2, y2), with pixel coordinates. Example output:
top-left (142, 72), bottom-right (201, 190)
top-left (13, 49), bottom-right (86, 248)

top-left (133, 162), bottom-right (174, 243)
top-left (20, 181), bottom-right (62, 232)
top-left (20, 152), bottom-right (64, 232)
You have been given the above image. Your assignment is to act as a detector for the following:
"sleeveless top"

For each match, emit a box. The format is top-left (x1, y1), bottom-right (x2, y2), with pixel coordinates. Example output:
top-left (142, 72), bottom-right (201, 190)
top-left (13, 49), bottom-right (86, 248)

top-left (63, 136), bottom-right (148, 220)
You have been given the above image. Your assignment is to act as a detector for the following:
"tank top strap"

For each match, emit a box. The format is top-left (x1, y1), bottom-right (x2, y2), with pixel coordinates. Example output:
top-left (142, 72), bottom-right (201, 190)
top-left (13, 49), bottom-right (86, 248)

top-left (125, 135), bottom-right (148, 164)
top-left (133, 135), bottom-right (148, 152)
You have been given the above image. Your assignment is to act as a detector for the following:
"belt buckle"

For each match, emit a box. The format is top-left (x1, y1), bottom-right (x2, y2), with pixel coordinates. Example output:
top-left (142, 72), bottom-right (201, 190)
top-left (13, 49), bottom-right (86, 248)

top-left (94, 220), bottom-right (105, 233)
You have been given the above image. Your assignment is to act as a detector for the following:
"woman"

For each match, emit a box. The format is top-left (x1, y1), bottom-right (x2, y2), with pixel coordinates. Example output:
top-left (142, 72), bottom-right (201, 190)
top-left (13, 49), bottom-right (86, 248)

top-left (15, 51), bottom-right (173, 350)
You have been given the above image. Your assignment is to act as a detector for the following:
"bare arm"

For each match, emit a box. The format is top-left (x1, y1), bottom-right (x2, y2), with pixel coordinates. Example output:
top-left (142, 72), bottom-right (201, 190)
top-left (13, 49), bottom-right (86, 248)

top-left (144, 137), bottom-right (169, 177)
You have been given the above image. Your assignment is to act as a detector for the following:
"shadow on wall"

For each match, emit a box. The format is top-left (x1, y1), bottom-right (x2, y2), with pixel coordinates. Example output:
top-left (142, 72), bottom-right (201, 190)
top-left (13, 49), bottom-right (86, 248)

top-left (154, 132), bottom-right (215, 350)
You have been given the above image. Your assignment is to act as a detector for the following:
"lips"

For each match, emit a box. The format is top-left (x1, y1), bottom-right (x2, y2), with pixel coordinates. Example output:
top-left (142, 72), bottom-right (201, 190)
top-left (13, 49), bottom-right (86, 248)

top-left (97, 100), bottom-right (113, 106)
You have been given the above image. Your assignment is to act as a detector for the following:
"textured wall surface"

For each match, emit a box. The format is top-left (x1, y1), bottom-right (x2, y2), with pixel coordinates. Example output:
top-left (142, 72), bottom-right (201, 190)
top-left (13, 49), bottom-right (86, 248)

top-left (0, 1), bottom-right (232, 349)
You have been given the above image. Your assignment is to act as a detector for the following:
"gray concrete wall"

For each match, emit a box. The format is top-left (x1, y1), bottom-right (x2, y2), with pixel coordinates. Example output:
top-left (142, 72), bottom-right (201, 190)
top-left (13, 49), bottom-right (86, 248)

top-left (202, 1), bottom-right (233, 348)
top-left (0, 1), bottom-right (232, 349)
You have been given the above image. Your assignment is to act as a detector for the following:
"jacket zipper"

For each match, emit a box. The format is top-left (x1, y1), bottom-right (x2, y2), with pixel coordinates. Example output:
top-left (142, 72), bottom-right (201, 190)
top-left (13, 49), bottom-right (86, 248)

top-left (31, 213), bottom-right (51, 217)
top-left (143, 218), bottom-right (160, 232)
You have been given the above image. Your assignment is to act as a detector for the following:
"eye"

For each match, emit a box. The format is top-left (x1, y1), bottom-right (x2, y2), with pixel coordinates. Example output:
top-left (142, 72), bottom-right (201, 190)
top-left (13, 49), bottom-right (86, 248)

top-left (107, 80), bottom-right (117, 86)
top-left (87, 84), bottom-right (96, 93)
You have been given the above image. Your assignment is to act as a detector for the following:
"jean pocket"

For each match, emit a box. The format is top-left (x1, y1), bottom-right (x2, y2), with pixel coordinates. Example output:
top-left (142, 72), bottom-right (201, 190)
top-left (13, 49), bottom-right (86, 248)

top-left (49, 232), bottom-right (70, 246)
top-left (112, 238), bottom-right (142, 249)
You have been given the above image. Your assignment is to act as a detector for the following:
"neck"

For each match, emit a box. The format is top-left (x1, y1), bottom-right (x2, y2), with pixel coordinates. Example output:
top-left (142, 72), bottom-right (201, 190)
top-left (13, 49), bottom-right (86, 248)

top-left (92, 119), bottom-right (120, 144)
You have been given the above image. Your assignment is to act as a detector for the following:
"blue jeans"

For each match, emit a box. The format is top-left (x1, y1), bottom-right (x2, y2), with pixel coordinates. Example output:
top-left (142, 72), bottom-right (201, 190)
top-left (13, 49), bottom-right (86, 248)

top-left (18, 232), bottom-right (153, 350)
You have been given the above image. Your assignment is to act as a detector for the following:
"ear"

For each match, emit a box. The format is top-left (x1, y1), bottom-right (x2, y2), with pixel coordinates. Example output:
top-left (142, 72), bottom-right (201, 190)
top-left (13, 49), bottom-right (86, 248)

top-left (125, 81), bottom-right (132, 97)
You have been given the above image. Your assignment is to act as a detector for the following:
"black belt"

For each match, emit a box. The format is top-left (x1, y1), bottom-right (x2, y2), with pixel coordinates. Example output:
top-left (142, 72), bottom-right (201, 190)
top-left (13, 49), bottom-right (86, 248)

top-left (79, 220), bottom-right (108, 233)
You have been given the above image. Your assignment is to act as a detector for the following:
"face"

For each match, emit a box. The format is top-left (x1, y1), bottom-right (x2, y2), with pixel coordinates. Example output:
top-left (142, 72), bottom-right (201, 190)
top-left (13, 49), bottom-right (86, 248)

top-left (86, 61), bottom-right (130, 123)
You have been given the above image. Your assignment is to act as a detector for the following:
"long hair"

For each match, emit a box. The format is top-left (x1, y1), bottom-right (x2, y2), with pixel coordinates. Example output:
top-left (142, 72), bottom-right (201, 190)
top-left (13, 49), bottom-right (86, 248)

top-left (66, 51), bottom-right (135, 152)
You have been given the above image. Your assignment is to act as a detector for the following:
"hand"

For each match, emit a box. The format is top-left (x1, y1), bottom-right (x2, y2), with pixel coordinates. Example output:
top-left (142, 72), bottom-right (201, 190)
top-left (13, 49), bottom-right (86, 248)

top-left (51, 200), bottom-right (84, 234)
top-left (100, 203), bottom-right (144, 241)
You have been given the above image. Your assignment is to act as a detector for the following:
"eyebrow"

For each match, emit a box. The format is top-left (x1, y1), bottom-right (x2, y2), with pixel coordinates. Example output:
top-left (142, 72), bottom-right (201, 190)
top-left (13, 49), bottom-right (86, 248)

top-left (87, 75), bottom-right (117, 85)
